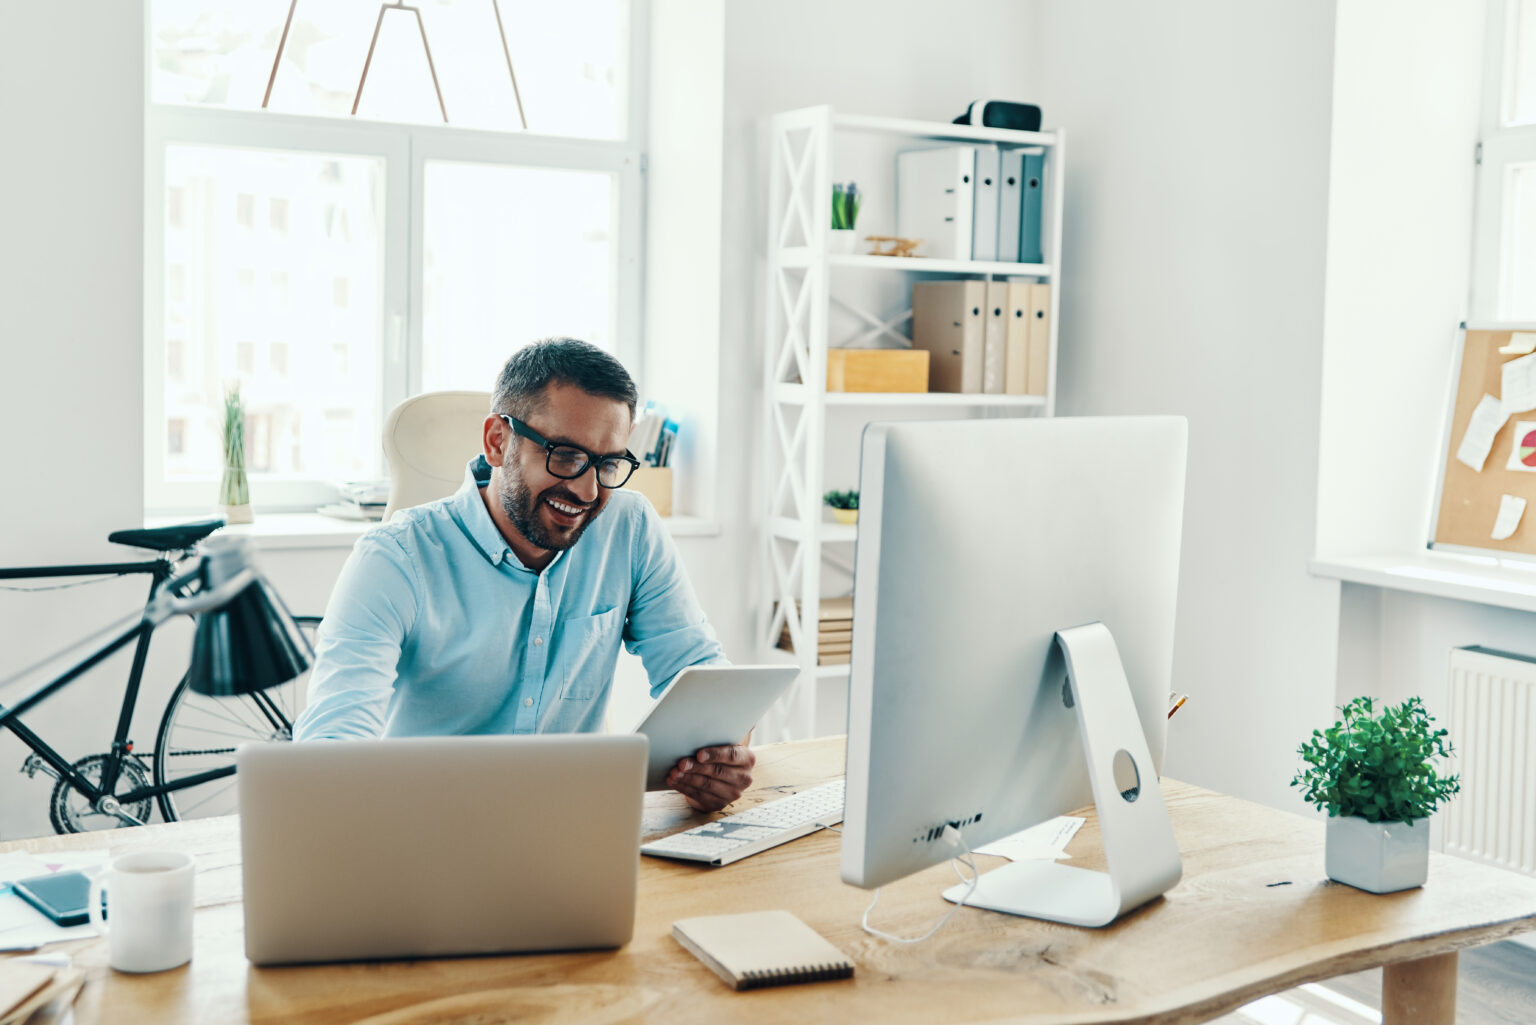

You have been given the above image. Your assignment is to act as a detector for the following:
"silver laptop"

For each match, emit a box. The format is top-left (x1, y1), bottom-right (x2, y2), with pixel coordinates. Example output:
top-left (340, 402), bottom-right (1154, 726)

top-left (237, 734), bottom-right (647, 965)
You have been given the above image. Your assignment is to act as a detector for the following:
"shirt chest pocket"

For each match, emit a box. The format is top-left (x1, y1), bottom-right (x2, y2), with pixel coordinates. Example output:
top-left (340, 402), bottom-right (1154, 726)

top-left (555, 606), bottom-right (625, 700)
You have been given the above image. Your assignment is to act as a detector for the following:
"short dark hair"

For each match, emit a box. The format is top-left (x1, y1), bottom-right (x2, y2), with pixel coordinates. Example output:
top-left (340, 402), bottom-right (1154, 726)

top-left (491, 337), bottom-right (638, 422)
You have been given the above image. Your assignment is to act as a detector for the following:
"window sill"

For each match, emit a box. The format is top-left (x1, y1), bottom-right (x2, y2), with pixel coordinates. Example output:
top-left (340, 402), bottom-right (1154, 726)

top-left (147, 511), bottom-right (721, 551)
top-left (1310, 552), bottom-right (1536, 614)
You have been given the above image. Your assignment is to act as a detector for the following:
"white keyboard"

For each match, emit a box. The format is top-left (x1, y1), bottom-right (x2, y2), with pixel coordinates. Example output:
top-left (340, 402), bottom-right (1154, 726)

top-left (641, 779), bottom-right (845, 866)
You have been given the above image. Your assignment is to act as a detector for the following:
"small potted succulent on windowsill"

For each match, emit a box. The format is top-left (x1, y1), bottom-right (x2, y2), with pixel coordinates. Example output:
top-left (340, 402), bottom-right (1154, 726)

top-left (829, 182), bottom-right (862, 254)
top-left (1291, 696), bottom-right (1460, 894)
top-left (824, 489), bottom-right (859, 525)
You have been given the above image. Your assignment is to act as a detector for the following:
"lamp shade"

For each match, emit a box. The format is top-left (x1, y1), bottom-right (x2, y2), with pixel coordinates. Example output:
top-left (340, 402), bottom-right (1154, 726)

top-left (189, 576), bottom-right (313, 696)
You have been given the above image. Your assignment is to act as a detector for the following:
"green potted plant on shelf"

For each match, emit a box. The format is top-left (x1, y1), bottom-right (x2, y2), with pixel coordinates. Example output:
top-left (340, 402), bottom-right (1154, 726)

top-left (219, 384), bottom-right (254, 524)
top-left (1291, 696), bottom-right (1460, 893)
top-left (829, 182), bottom-right (861, 254)
top-left (824, 489), bottom-right (859, 525)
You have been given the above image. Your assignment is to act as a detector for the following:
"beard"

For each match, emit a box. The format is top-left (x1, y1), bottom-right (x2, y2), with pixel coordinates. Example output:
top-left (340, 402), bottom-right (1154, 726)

top-left (498, 466), bottom-right (598, 552)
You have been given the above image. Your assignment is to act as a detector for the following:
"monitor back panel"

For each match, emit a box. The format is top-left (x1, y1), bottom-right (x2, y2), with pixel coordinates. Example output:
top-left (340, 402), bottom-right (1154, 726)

top-left (843, 416), bottom-right (1187, 888)
top-left (238, 734), bottom-right (647, 964)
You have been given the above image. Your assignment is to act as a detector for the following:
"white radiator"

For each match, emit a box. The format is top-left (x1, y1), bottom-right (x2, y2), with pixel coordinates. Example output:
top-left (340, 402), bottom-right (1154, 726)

top-left (1442, 646), bottom-right (1536, 877)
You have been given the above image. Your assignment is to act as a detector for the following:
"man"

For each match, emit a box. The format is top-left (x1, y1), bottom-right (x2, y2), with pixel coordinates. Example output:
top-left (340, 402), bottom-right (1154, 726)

top-left (294, 338), bottom-right (753, 811)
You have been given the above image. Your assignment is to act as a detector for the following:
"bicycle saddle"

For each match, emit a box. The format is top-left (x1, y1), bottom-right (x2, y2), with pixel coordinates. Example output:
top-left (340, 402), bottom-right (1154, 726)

top-left (108, 519), bottom-right (225, 552)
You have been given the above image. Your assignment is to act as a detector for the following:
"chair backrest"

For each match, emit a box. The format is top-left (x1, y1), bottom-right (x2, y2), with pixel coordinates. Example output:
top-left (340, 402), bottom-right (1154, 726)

top-left (382, 391), bottom-right (492, 521)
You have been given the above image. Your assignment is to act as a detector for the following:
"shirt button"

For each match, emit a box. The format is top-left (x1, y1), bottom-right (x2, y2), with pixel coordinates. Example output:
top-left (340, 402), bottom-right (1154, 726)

top-left (524, 698), bottom-right (534, 708)
top-left (533, 637), bottom-right (543, 646)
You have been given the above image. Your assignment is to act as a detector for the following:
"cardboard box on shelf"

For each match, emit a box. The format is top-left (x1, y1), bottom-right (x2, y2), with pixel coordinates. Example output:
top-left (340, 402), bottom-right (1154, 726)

top-left (826, 349), bottom-right (929, 393)
top-left (628, 466), bottom-right (673, 517)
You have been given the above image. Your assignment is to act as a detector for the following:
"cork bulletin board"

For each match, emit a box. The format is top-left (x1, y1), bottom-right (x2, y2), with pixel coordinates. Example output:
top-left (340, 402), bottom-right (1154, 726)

top-left (1432, 326), bottom-right (1536, 556)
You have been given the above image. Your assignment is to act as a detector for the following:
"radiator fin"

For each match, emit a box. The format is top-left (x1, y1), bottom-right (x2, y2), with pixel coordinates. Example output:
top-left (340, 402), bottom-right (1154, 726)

top-left (1443, 647), bottom-right (1536, 877)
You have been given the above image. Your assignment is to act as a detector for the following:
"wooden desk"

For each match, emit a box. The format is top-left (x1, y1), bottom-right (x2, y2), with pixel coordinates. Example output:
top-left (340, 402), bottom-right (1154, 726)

top-left (5, 737), bottom-right (1536, 1025)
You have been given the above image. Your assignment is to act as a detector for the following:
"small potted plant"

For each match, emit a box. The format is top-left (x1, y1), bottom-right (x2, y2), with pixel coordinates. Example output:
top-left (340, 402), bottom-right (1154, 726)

top-left (219, 384), bottom-right (254, 524)
top-left (830, 182), bottom-right (861, 254)
top-left (1291, 696), bottom-right (1460, 894)
top-left (824, 489), bottom-right (859, 525)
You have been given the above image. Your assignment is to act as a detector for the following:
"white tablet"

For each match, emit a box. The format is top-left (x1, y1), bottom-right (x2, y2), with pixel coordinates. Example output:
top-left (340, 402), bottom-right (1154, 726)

top-left (633, 665), bottom-right (800, 790)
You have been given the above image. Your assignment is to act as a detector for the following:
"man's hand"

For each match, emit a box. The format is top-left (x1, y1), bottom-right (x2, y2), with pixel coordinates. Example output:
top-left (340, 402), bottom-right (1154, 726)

top-left (665, 744), bottom-right (755, 812)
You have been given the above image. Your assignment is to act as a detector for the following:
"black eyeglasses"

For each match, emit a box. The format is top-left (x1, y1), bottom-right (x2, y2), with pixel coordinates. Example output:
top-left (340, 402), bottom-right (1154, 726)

top-left (499, 415), bottom-right (640, 489)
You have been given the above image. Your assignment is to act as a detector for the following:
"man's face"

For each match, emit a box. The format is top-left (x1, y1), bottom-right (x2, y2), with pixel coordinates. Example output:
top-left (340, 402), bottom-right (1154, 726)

top-left (494, 383), bottom-right (632, 553)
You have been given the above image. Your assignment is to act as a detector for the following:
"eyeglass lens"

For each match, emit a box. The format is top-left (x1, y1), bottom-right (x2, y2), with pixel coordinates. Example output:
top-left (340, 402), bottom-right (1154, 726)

top-left (546, 446), bottom-right (633, 487)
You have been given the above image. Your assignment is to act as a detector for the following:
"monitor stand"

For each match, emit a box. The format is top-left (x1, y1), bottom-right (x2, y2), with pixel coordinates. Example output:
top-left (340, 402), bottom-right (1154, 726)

top-left (941, 622), bottom-right (1183, 927)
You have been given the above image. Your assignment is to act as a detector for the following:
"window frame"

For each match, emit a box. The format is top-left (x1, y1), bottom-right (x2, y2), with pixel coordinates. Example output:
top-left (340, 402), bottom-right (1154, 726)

top-left (142, 1), bottom-right (648, 515)
top-left (1471, 0), bottom-right (1536, 319)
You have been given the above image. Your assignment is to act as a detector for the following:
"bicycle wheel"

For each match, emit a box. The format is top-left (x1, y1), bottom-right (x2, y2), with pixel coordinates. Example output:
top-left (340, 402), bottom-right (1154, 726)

top-left (152, 615), bottom-right (322, 822)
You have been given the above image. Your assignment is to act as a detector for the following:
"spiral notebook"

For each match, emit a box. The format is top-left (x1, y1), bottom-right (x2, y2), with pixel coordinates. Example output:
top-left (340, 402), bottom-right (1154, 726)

top-left (672, 910), bottom-right (855, 991)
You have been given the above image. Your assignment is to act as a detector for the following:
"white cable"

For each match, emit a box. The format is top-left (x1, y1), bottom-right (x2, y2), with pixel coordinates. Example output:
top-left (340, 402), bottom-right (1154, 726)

top-left (860, 824), bottom-right (979, 945)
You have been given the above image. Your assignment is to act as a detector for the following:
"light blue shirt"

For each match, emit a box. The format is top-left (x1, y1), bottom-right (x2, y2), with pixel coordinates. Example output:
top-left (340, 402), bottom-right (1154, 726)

top-left (293, 457), bottom-right (724, 739)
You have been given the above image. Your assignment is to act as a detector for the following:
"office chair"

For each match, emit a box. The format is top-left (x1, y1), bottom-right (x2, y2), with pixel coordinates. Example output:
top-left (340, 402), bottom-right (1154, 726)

top-left (381, 391), bottom-right (492, 521)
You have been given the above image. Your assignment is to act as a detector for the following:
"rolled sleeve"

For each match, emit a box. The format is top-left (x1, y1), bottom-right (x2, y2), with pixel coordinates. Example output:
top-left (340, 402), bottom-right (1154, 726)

top-left (623, 500), bottom-right (726, 696)
top-left (293, 532), bottom-right (420, 740)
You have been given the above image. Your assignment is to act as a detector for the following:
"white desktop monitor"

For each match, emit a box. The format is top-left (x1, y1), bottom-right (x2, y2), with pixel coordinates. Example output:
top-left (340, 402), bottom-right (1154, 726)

top-left (840, 416), bottom-right (1187, 925)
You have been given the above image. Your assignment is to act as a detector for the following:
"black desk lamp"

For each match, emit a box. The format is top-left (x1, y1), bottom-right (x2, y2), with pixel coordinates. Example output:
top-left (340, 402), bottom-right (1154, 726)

top-left (179, 536), bottom-right (313, 696)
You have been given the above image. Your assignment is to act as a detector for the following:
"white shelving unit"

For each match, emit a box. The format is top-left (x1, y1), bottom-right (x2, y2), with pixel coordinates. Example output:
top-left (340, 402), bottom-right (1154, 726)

top-left (757, 106), bottom-right (1067, 739)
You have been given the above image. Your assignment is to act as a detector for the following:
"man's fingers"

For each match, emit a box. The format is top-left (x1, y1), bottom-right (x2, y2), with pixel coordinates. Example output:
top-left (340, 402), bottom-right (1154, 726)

top-left (695, 744), bottom-right (754, 768)
top-left (675, 773), bottom-right (746, 803)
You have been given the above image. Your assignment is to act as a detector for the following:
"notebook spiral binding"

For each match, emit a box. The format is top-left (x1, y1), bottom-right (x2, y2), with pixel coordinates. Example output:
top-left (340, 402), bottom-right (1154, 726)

top-left (739, 962), bottom-right (855, 989)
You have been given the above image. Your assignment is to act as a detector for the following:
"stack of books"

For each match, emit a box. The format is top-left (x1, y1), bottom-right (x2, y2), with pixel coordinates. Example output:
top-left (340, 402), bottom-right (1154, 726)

top-left (776, 596), bottom-right (853, 666)
top-left (317, 480), bottom-right (389, 522)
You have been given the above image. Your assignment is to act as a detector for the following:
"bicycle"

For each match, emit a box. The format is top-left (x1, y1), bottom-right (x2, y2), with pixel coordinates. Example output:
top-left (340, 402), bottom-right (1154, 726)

top-left (0, 519), bottom-right (319, 833)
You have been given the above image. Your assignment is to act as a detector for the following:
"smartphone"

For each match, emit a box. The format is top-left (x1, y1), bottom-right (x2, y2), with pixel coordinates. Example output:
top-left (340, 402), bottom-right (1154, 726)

top-left (12, 871), bottom-right (95, 927)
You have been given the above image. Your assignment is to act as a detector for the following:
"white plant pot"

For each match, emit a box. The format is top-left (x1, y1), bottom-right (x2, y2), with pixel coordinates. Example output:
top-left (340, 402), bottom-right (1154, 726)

top-left (219, 503), bottom-right (254, 525)
top-left (1325, 815), bottom-right (1429, 894)
top-left (828, 229), bottom-right (860, 254)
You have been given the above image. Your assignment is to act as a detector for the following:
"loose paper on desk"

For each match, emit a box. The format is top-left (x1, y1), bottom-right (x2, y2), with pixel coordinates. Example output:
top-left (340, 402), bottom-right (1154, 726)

top-left (1502, 352), bottom-right (1536, 418)
top-left (1500, 331), bottom-right (1536, 356)
top-left (1456, 394), bottom-right (1507, 471)
top-left (0, 850), bottom-right (106, 952)
top-left (1493, 495), bottom-right (1528, 541)
top-left (973, 815), bottom-right (1083, 861)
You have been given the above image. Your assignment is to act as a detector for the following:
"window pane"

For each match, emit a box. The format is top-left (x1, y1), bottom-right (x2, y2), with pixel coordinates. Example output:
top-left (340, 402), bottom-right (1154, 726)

top-left (149, 0), bottom-right (628, 139)
top-left (1510, 0), bottom-right (1536, 127)
top-left (1505, 162), bottom-right (1536, 319)
top-left (161, 144), bottom-right (383, 483)
top-left (421, 162), bottom-right (614, 392)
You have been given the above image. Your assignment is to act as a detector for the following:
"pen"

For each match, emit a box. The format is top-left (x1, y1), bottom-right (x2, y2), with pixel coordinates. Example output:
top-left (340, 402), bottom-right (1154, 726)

top-left (1167, 694), bottom-right (1188, 719)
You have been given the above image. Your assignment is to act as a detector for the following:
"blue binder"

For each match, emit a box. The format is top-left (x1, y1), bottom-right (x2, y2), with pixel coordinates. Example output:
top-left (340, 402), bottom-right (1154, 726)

top-left (1019, 151), bottom-right (1045, 265)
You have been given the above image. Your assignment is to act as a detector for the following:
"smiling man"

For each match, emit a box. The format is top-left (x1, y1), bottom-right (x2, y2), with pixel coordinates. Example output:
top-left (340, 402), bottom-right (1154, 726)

top-left (293, 338), bottom-right (752, 811)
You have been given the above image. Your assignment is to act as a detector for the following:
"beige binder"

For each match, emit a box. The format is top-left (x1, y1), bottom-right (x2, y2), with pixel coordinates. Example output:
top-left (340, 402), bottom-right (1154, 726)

top-left (1026, 281), bottom-right (1052, 396)
top-left (983, 280), bottom-right (1008, 394)
top-left (911, 280), bottom-right (986, 393)
top-left (1004, 280), bottom-right (1031, 395)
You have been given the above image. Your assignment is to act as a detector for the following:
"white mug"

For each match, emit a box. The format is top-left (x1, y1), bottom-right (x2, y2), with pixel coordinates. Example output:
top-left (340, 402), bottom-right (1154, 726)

top-left (88, 851), bottom-right (195, 973)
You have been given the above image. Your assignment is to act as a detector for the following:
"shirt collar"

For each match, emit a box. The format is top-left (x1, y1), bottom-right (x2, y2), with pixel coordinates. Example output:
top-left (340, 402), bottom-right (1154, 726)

top-left (449, 456), bottom-right (565, 572)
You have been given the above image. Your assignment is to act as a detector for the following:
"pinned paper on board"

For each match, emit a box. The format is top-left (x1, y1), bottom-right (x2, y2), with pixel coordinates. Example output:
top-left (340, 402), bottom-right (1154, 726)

top-left (1499, 331), bottom-right (1536, 356)
top-left (1493, 495), bottom-right (1528, 540)
top-left (1508, 422), bottom-right (1536, 472)
top-left (1502, 352), bottom-right (1536, 418)
top-left (1456, 394), bottom-right (1507, 471)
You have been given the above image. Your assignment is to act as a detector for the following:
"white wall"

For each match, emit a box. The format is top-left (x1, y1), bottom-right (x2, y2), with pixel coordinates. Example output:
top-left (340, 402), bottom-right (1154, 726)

top-left (0, 2), bottom-right (150, 840)
top-left (1028, 1), bottom-right (1342, 809)
top-left (1315, 0), bottom-right (1486, 559)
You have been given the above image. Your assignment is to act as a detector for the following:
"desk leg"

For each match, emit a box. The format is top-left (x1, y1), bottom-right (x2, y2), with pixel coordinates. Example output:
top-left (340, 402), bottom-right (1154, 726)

top-left (1382, 950), bottom-right (1458, 1025)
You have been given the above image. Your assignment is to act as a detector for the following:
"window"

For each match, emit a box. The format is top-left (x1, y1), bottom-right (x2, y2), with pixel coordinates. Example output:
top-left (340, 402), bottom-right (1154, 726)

top-left (1473, 0), bottom-right (1536, 318)
top-left (144, 0), bottom-right (645, 513)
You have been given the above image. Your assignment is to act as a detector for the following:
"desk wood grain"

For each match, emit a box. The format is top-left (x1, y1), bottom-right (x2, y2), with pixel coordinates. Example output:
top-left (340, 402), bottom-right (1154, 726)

top-left (4, 737), bottom-right (1535, 1025)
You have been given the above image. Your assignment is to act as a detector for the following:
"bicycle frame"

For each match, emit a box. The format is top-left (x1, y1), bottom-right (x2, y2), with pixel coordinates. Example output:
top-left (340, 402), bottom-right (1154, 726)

top-left (0, 555), bottom-right (292, 818)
